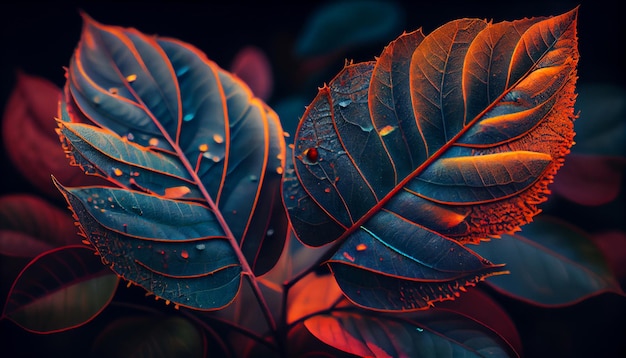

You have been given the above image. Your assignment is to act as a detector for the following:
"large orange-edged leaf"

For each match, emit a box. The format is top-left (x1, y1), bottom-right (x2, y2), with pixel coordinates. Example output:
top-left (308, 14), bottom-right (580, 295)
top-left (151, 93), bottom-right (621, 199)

top-left (55, 13), bottom-right (287, 310)
top-left (283, 9), bottom-right (579, 311)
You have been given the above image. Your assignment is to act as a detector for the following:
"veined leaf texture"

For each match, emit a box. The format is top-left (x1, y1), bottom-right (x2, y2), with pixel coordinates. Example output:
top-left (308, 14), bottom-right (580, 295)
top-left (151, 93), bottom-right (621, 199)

top-left (283, 8), bottom-right (579, 310)
top-left (54, 8), bottom-right (579, 313)
top-left (55, 13), bottom-right (287, 310)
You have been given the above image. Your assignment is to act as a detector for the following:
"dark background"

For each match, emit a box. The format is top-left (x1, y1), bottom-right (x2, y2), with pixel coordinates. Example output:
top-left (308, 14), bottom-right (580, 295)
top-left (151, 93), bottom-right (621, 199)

top-left (1, 1), bottom-right (625, 357)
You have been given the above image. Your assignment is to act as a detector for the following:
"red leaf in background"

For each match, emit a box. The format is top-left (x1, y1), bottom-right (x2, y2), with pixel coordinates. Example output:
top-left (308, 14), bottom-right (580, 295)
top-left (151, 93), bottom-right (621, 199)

top-left (434, 288), bottom-right (523, 356)
top-left (551, 154), bottom-right (626, 206)
top-left (2, 245), bottom-right (119, 334)
top-left (592, 231), bottom-right (626, 283)
top-left (230, 46), bottom-right (274, 101)
top-left (0, 194), bottom-right (82, 257)
top-left (1, 72), bottom-right (106, 198)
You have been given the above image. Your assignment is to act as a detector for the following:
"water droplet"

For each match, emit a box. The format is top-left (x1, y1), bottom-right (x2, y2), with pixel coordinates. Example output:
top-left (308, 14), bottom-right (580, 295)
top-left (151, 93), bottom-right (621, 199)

top-left (181, 250), bottom-right (189, 259)
top-left (303, 147), bottom-right (319, 164)
top-left (379, 125), bottom-right (396, 136)
top-left (198, 144), bottom-right (208, 152)
top-left (183, 113), bottom-right (194, 121)
top-left (249, 175), bottom-right (258, 182)
top-left (356, 243), bottom-right (367, 251)
top-left (283, 132), bottom-right (290, 137)
top-left (126, 74), bottom-right (137, 82)
top-left (109, 87), bottom-right (119, 95)
top-left (324, 187), bottom-right (331, 193)
top-left (338, 99), bottom-right (352, 107)
top-left (127, 132), bottom-right (135, 141)
top-left (266, 229), bottom-right (274, 236)
top-left (93, 95), bottom-right (101, 104)
top-left (213, 134), bottom-right (224, 144)
top-left (416, 327), bottom-right (424, 332)
top-left (112, 168), bottom-right (123, 177)
top-left (176, 66), bottom-right (190, 77)
top-left (276, 167), bottom-right (284, 175)
top-left (195, 244), bottom-right (206, 251)
top-left (149, 138), bottom-right (159, 146)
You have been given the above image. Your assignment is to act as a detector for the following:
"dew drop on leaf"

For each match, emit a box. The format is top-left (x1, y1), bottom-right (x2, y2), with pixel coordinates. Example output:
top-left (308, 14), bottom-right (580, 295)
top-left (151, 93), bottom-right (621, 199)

top-left (379, 125), bottom-right (396, 136)
top-left (276, 167), bottom-right (284, 175)
top-left (126, 74), bottom-right (137, 82)
top-left (324, 187), bottom-right (331, 193)
top-left (195, 244), bottom-right (206, 251)
top-left (183, 113), bottom-right (194, 121)
top-left (149, 138), bottom-right (159, 146)
top-left (181, 250), bottom-right (189, 259)
top-left (266, 228), bottom-right (274, 236)
top-left (213, 134), bottom-right (224, 144)
top-left (303, 147), bottom-right (319, 164)
top-left (198, 143), bottom-right (208, 152)
top-left (338, 99), bottom-right (352, 107)
top-left (356, 243), bottom-right (367, 251)
top-left (109, 87), bottom-right (119, 95)
top-left (112, 167), bottom-right (123, 177)
top-left (176, 66), bottom-right (190, 77)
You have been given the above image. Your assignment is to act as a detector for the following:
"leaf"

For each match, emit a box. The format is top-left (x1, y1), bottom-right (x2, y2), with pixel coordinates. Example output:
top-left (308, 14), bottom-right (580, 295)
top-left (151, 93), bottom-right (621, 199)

top-left (472, 216), bottom-right (625, 306)
top-left (284, 9), bottom-right (580, 311)
top-left (230, 45), bottom-right (274, 101)
top-left (90, 316), bottom-right (205, 358)
top-left (0, 72), bottom-right (106, 197)
top-left (0, 194), bottom-right (83, 257)
top-left (55, 13), bottom-right (287, 309)
top-left (551, 154), bottom-right (625, 206)
top-left (303, 309), bottom-right (516, 357)
top-left (294, 0), bottom-right (405, 58)
top-left (1, 245), bottom-right (119, 333)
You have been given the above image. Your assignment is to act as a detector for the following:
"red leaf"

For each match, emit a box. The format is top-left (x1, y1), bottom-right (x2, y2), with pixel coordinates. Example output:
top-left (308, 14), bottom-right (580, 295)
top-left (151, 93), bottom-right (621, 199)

top-left (0, 194), bottom-right (82, 257)
top-left (230, 46), bottom-right (274, 101)
top-left (551, 154), bottom-right (626, 206)
top-left (1, 72), bottom-right (107, 198)
top-left (592, 231), bottom-right (626, 282)
top-left (2, 245), bottom-right (119, 333)
top-left (434, 288), bottom-right (523, 355)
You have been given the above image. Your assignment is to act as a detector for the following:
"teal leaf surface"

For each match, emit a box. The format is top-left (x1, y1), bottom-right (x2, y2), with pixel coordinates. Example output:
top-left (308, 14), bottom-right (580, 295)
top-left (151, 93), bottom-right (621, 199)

top-left (473, 216), bottom-right (625, 306)
top-left (284, 9), bottom-right (580, 310)
top-left (56, 13), bottom-right (287, 310)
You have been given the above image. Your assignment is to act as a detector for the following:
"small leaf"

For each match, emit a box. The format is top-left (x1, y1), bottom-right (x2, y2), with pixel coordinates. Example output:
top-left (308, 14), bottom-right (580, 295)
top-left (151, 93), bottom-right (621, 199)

top-left (2, 245), bottom-right (119, 333)
top-left (91, 316), bottom-right (205, 358)
top-left (295, 0), bottom-right (405, 57)
top-left (288, 272), bottom-right (344, 324)
top-left (0, 72), bottom-right (105, 197)
top-left (230, 45), bottom-right (274, 101)
top-left (304, 309), bottom-right (516, 357)
top-left (551, 154), bottom-right (625, 206)
top-left (0, 194), bottom-right (82, 257)
top-left (472, 216), bottom-right (625, 306)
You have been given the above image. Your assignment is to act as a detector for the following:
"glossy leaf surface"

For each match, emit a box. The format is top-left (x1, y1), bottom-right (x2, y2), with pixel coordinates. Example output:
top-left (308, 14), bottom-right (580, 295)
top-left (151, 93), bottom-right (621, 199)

top-left (284, 9), bottom-right (579, 310)
top-left (56, 14), bottom-right (287, 310)
top-left (2, 245), bottom-right (119, 333)
top-left (473, 216), bottom-right (624, 306)
top-left (304, 309), bottom-right (516, 357)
